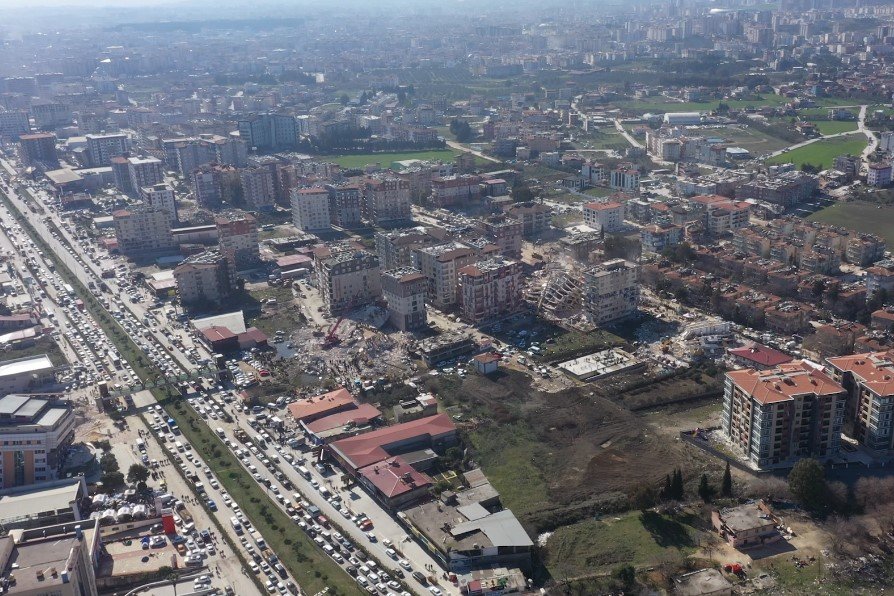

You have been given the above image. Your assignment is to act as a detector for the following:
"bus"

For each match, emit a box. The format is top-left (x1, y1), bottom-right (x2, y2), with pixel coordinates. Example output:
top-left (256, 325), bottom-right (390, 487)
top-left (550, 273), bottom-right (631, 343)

top-left (62, 283), bottom-right (74, 296)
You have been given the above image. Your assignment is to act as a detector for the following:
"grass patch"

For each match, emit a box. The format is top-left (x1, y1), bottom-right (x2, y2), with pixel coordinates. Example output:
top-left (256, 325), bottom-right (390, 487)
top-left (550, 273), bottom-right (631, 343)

top-left (583, 186), bottom-right (615, 198)
top-left (809, 120), bottom-right (858, 135)
top-left (766, 133), bottom-right (867, 169)
top-left (539, 329), bottom-right (625, 363)
top-left (808, 201), bottom-right (894, 245)
top-left (318, 149), bottom-right (459, 169)
top-left (467, 423), bottom-right (551, 518)
top-left (544, 511), bottom-right (700, 577)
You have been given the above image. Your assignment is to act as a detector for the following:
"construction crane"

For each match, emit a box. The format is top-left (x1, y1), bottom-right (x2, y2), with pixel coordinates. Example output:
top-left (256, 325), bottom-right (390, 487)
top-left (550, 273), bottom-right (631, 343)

top-left (321, 316), bottom-right (346, 347)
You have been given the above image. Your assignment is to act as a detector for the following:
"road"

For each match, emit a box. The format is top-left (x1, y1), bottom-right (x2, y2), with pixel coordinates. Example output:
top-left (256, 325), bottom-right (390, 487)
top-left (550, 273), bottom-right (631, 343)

top-left (765, 104), bottom-right (875, 161)
top-left (858, 104), bottom-right (879, 160)
top-left (445, 139), bottom-right (500, 163)
top-left (0, 154), bottom-right (454, 595)
top-left (613, 118), bottom-right (643, 149)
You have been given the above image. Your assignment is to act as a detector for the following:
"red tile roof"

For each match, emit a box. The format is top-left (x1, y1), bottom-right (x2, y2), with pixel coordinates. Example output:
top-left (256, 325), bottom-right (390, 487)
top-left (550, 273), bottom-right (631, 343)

top-left (305, 403), bottom-right (383, 434)
top-left (329, 413), bottom-right (456, 470)
top-left (727, 342), bottom-right (793, 367)
top-left (357, 456), bottom-right (433, 499)
top-left (726, 361), bottom-right (844, 405)
top-left (827, 350), bottom-right (894, 397)
top-left (287, 387), bottom-right (356, 422)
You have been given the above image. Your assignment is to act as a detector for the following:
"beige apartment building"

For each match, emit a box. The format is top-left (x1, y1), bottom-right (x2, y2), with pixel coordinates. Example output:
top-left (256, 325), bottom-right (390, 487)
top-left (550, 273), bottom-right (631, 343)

top-left (172, 250), bottom-right (234, 306)
top-left (583, 259), bottom-right (640, 325)
top-left (316, 249), bottom-right (382, 315)
top-left (413, 242), bottom-right (479, 309)
top-left (582, 201), bottom-right (624, 233)
top-left (382, 268), bottom-right (428, 331)
top-left (722, 361), bottom-right (845, 468)
top-left (112, 204), bottom-right (175, 258)
top-left (362, 177), bottom-right (412, 225)
top-left (0, 393), bottom-right (76, 489)
top-left (826, 350), bottom-right (894, 451)
top-left (457, 257), bottom-right (523, 324)
top-left (215, 210), bottom-right (259, 270)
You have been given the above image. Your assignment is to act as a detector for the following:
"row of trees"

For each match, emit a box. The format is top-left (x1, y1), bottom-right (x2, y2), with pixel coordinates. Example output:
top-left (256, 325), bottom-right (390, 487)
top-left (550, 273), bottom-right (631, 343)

top-left (633, 463), bottom-right (734, 510)
top-left (98, 446), bottom-right (150, 492)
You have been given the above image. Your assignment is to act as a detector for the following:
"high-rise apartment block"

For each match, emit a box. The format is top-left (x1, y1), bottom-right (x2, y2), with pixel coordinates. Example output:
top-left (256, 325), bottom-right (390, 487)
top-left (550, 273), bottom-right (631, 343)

top-left (112, 204), bottom-right (175, 259)
top-left (291, 187), bottom-right (331, 232)
top-left (413, 242), bottom-right (478, 309)
top-left (85, 133), bottom-right (128, 166)
top-left (362, 177), bottom-right (412, 226)
top-left (18, 133), bottom-right (57, 166)
top-left (316, 249), bottom-right (383, 316)
top-left (583, 201), bottom-right (625, 233)
top-left (127, 156), bottom-right (164, 194)
top-left (173, 250), bottom-right (234, 306)
top-left (215, 210), bottom-right (260, 270)
top-left (327, 184), bottom-right (363, 228)
top-left (140, 183), bottom-right (178, 223)
top-left (239, 166), bottom-right (276, 211)
top-left (583, 259), bottom-right (640, 325)
top-left (827, 351), bottom-right (894, 451)
top-left (0, 393), bottom-right (76, 488)
top-left (722, 362), bottom-right (845, 468)
top-left (382, 268), bottom-right (428, 331)
top-left (191, 164), bottom-right (239, 209)
top-left (0, 110), bottom-right (30, 139)
top-left (237, 113), bottom-right (297, 151)
top-left (457, 257), bottom-right (524, 324)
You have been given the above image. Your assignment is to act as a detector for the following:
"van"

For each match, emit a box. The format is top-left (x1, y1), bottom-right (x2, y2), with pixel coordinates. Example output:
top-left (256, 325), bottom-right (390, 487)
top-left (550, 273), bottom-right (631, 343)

top-left (412, 571), bottom-right (428, 585)
top-left (215, 427), bottom-right (225, 437)
top-left (297, 466), bottom-right (311, 479)
top-left (231, 517), bottom-right (243, 534)
top-left (174, 441), bottom-right (184, 452)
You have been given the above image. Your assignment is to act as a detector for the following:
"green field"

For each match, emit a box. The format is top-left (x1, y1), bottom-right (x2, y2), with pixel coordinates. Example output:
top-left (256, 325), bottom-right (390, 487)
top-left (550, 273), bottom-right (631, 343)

top-left (809, 120), bottom-right (859, 135)
top-left (808, 201), bottom-right (894, 245)
top-left (717, 126), bottom-right (795, 155)
top-left (617, 94), bottom-right (788, 113)
top-left (319, 149), bottom-right (460, 169)
top-left (766, 133), bottom-right (867, 169)
top-left (544, 511), bottom-right (702, 577)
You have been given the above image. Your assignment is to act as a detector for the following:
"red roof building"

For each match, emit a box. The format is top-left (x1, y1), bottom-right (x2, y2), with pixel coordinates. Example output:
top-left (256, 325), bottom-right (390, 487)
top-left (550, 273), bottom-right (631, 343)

top-left (287, 387), bottom-right (357, 423)
top-left (727, 342), bottom-right (793, 370)
top-left (304, 403), bottom-right (383, 442)
top-left (357, 456), bottom-right (433, 509)
top-left (328, 413), bottom-right (457, 472)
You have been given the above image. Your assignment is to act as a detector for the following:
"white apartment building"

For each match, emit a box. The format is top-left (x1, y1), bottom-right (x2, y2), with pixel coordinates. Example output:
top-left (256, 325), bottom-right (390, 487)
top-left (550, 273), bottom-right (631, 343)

top-left (827, 350), bottom-right (894, 451)
top-left (362, 177), bottom-right (412, 225)
top-left (413, 242), bottom-right (479, 309)
top-left (239, 166), bottom-right (276, 210)
top-left (85, 133), bottom-right (128, 166)
top-left (583, 259), bottom-right (640, 325)
top-left (112, 204), bottom-right (175, 258)
top-left (457, 257), bottom-right (523, 325)
top-left (582, 201), bottom-right (624, 233)
top-left (215, 210), bottom-right (259, 270)
top-left (382, 268), bottom-right (428, 331)
top-left (127, 156), bottom-right (164, 192)
top-left (140, 183), bottom-right (177, 223)
top-left (291, 187), bottom-right (331, 231)
top-left (722, 362), bottom-right (845, 468)
top-left (609, 166), bottom-right (640, 192)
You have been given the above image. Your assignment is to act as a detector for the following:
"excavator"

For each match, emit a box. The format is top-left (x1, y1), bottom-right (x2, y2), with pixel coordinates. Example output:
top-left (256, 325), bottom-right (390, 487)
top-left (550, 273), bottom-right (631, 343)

top-left (321, 316), bottom-right (345, 348)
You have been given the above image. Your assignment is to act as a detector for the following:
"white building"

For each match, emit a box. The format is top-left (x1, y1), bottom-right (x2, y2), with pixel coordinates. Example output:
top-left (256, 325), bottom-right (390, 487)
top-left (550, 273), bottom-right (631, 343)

top-left (0, 355), bottom-right (56, 396)
top-left (316, 249), bottom-right (382, 315)
top-left (582, 201), bottom-right (624, 233)
top-left (291, 187), bottom-right (331, 231)
top-left (112, 204), bottom-right (175, 258)
top-left (85, 133), bottom-right (128, 166)
top-left (0, 394), bottom-right (76, 488)
top-left (868, 162), bottom-right (892, 188)
top-left (663, 112), bottom-right (703, 125)
top-left (140, 183), bottom-right (178, 223)
top-left (583, 259), bottom-right (640, 325)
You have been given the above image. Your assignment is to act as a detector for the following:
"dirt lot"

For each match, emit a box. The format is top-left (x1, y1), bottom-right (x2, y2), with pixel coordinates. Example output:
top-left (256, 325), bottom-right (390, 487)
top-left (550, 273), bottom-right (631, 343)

top-left (426, 369), bottom-right (722, 533)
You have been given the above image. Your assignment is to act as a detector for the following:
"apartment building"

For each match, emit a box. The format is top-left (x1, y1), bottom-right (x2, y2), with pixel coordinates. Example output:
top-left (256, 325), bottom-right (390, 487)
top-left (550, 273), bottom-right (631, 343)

top-left (164, 134), bottom-right (247, 175)
top-left (112, 204), bottom-right (175, 258)
top-left (0, 110), bottom-right (30, 139)
top-left (583, 201), bottom-right (624, 233)
top-left (85, 133), bottom-right (128, 167)
top-left (316, 249), bottom-right (383, 316)
top-left (382, 268), bottom-right (428, 331)
top-left (215, 210), bottom-right (259, 270)
top-left (429, 174), bottom-right (482, 208)
top-left (827, 351), bottom-right (894, 451)
top-left (846, 234), bottom-right (886, 266)
top-left (126, 156), bottom-right (163, 193)
top-left (868, 162), bottom-right (892, 188)
top-left (609, 165), bottom-right (640, 192)
top-left (737, 172), bottom-right (817, 207)
top-left (640, 222), bottom-right (683, 253)
top-left (583, 259), bottom-right (640, 325)
top-left (0, 393), bottom-right (76, 488)
top-left (237, 113), bottom-right (297, 151)
top-left (173, 250), bottom-right (234, 306)
top-left (479, 216), bottom-right (524, 257)
top-left (191, 164), bottom-right (239, 209)
top-left (139, 183), bottom-right (178, 223)
top-left (505, 202), bottom-right (552, 237)
top-left (18, 133), bottom-right (57, 166)
top-left (722, 362), bottom-right (845, 468)
top-left (866, 260), bottom-right (894, 298)
top-left (706, 201), bottom-right (750, 236)
top-left (457, 257), bottom-right (523, 324)
top-left (413, 242), bottom-right (479, 309)
top-left (239, 166), bottom-right (276, 211)
top-left (362, 177), bottom-right (412, 226)
top-left (375, 228), bottom-right (444, 270)
top-left (327, 184), bottom-right (363, 228)
top-left (31, 101), bottom-right (72, 129)
top-left (291, 187), bottom-right (331, 232)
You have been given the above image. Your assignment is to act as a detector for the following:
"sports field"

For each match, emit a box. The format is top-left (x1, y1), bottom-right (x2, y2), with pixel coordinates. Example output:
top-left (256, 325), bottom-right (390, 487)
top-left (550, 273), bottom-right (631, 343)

top-left (808, 201), bottom-right (894, 245)
top-left (766, 133), bottom-right (867, 170)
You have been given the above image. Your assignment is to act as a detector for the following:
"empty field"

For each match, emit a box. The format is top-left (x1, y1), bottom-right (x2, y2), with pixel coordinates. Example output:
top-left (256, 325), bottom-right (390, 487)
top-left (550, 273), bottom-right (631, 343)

top-left (808, 201), bottom-right (894, 245)
top-left (809, 120), bottom-right (858, 135)
top-left (318, 149), bottom-right (459, 169)
top-left (766, 134), bottom-right (867, 169)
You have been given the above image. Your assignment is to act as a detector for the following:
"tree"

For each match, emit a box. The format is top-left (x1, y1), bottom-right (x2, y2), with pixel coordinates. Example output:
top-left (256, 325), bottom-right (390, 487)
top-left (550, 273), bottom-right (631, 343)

top-left (721, 462), bottom-right (733, 497)
top-left (127, 463), bottom-right (150, 485)
top-left (671, 468), bottom-right (685, 501)
top-left (661, 474), bottom-right (673, 500)
top-left (449, 118), bottom-right (473, 143)
top-left (100, 451), bottom-right (119, 475)
top-left (100, 471), bottom-right (125, 491)
top-left (339, 93), bottom-right (349, 106)
top-left (629, 482), bottom-right (658, 511)
top-left (613, 564), bottom-right (636, 589)
top-left (511, 183), bottom-right (535, 203)
top-left (698, 473), bottom-right (714, 503)
top-left (788, 458), bottom-right (829, 515)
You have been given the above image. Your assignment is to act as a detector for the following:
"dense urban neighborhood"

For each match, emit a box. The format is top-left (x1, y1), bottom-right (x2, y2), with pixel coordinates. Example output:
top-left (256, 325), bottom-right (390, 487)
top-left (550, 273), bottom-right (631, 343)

top-left (8, 0), bottom-right (894, 594)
